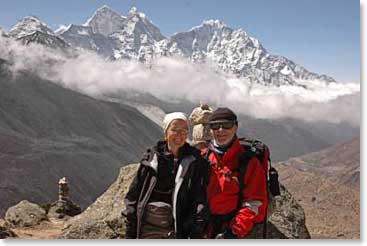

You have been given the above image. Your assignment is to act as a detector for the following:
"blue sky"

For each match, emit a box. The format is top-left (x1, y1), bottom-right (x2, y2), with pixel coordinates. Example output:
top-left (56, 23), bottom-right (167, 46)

top-left (0, 0), bottom-right (360, 82)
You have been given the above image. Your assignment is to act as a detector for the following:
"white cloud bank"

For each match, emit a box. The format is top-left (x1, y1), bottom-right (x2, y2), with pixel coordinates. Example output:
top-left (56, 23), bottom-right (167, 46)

top-left (0, 36), bottom-right (360, 127)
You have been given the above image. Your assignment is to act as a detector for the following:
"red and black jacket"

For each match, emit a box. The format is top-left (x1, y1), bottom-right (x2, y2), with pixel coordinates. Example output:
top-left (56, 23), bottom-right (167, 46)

top-left (203, 137), bottom-right (268, 238)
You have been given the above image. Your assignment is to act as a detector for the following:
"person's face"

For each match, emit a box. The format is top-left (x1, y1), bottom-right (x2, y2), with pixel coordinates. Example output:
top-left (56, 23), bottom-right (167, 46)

top-left (210, 121), bottom-right (237, 146)
top-left (165, 119), bottom-right (188, 150)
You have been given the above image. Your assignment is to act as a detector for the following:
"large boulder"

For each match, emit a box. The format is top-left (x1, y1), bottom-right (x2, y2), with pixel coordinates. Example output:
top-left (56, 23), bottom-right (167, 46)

top-left (59, 164), bottom-right (310, 239)
top-left (5, 200), bottom-right (47, 227)
top-left (267, 184), bottom-right (310, 238)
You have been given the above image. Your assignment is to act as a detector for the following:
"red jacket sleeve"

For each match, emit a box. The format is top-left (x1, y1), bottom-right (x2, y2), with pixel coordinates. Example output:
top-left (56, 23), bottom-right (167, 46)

top-left (229, 157), bottom-right (268, 238)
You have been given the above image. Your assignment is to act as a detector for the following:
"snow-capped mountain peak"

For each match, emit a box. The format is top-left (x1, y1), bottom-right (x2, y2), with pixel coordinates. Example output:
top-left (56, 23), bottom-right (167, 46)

top-left (200, 19), bottom-right (228, 30)
top-left (8, 16), bottom-right (54, 39)
top-left (123, 6), bottom-right (165, 41)
top-left (3, 6), bottom-right (336, 86)
top-left (84, 5), bottom-right (126, 36)
top-left (127, 6), bottom-right (148, 19)
top-left (108, 6), bottom-right (165, 60)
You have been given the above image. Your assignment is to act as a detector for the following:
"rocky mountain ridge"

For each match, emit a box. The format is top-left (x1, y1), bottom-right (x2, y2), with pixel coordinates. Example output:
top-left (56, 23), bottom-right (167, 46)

top-left (0, 65), bottom-right (162, 218)
top-left (2, 5), bottom-right (335, 87)
top-left (283, 137), bottom-right (360, 189)
top-left (275, 137), bottom-right (360, 238)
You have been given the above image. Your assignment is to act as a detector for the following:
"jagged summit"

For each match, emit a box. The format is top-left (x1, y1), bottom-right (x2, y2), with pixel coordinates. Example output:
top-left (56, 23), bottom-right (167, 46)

top-left (123, 6), bottom-right (165, 41)
top-left (4, 7), bottom-right (336, 85)
top-left (197, 19), bottom-right (228, 30)
top-left (127, 6), bottom-right (148, 19)
top-left (84, 5), bottom-right (126, 36)
top-left (108, 6), bottom-right (165, 59)
top-left (8, 16), bottom-right (54, 39)
top-left (98, 5), bottom-right (116, 13)
top-left (85, 5), bottom-right (126, 23)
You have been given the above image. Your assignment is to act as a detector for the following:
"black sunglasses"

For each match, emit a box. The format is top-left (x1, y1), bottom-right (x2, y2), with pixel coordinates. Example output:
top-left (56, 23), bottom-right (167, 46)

top-left (209, 121), bottom-right (236, 130)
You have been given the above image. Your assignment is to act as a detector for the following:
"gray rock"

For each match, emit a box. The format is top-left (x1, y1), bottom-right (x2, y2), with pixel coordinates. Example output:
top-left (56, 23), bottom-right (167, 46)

top-left (60, 163), bottom-right (310, 239)
top-left (0, 218), bottom-right (17, 238)
top-left (58, 164), bottom-right (139, 239)
top-left (5, 200), bottom-right (47, 227)
top-left (267, 184), bottom-right (311, 239)
top-left (48, 200), bottom-right (82, 219)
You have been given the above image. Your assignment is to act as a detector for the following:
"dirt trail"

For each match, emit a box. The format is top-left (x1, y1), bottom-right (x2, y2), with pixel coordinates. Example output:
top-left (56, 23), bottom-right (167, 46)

top-left (11, 218), bottom-right (65, 239)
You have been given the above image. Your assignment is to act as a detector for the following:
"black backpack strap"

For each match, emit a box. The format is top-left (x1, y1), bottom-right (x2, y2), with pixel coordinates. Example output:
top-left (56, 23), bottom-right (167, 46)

top-left (237, 147), bottom-right (268, 239)
top-left (236, 150), bottom-right (254, 211)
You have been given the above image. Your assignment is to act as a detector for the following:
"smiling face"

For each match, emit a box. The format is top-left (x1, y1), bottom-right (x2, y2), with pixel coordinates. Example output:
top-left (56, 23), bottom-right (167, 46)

top-left (165, 119), bottom-right (188, 154)
top-left (210, 122), bottom-right (237, 146)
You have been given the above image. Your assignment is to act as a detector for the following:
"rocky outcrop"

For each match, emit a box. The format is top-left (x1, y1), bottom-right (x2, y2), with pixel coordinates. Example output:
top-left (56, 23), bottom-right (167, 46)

top-left (58, 164), bottom-right (139, 239)
top-left (59, 163), bottom-right (310, 239)
top-left (268, 185), bottom-right (310, 238)
top-left (5, 200), bottom-right (47, 227)
top-left (0, 219), bottom-right (17, 239)
top-left (47, 200), bottom-right (81, 220)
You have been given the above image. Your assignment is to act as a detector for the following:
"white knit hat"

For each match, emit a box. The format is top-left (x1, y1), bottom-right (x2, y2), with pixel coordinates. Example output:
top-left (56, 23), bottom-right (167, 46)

top-left (162, 112), bottom-right (188, 133)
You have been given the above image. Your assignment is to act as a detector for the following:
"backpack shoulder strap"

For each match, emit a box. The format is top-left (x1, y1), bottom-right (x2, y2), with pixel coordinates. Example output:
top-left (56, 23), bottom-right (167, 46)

top-left (237, 141), bottom-right (268, 239)
top-left (236, 146), bottom-right (256, 211)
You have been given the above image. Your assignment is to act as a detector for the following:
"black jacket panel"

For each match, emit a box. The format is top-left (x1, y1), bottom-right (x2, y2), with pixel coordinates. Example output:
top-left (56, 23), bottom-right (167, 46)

top-left (124, 141), bottom-right (209, 239)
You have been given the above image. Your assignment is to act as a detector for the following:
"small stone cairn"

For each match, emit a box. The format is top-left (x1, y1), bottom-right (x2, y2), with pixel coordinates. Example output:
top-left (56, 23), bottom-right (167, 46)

top-left (48, 177), bottom-right (81, 219)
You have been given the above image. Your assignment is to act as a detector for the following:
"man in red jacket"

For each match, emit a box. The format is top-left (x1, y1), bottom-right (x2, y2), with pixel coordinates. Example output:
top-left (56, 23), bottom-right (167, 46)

top-left (203, 107), bottom-right (268, 239)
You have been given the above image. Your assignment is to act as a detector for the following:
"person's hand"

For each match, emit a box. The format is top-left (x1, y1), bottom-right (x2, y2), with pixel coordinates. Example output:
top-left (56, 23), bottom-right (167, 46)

top-left (167, 230), bottom-right (175, 239)
top-left (215, 229), bottom-right (237, 239)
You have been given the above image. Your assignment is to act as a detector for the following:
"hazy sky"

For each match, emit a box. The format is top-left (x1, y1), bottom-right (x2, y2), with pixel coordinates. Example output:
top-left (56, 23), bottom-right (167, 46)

top-left (0, 0), bottom-right (360, 83)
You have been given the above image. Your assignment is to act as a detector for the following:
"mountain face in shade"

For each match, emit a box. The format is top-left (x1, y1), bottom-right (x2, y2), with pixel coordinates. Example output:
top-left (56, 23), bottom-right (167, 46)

top-left (59, 24), bottom-right (114, 57)
top-left (0, 64), bottom-right (162, 218)
top-left (17, 31), bottom-right (69, 49)
top-left (6, 6), bottom-right (335, 87)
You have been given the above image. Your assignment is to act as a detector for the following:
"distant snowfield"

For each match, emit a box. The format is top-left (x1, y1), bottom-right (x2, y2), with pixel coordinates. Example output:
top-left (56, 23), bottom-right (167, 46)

top-left (0, 36), bottom-right (360, 127)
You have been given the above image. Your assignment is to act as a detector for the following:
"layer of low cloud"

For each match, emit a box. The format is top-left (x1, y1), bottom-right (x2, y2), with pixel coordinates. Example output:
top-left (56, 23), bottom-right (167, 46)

top-left (0, 36), bottom-right (360, 127)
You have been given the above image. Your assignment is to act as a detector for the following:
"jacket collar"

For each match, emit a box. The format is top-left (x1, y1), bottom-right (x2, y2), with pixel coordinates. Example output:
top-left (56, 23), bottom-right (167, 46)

top-left (155, 140), bottom-right (192, 160)
top-left (208, 137), bottom-right (243, 169)
top-left (142, 141), bottom-right (194, 172)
